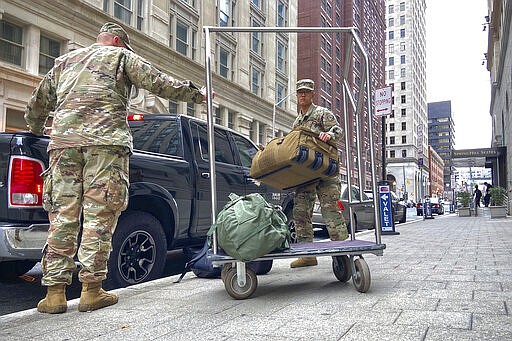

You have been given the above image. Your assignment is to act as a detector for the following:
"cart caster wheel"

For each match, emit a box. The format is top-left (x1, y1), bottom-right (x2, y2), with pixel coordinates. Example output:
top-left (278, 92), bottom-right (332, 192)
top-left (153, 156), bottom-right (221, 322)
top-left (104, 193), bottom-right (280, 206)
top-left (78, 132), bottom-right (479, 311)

top-left (352, 258), bottom-right (371, 293)
top-left (332, 255), bottom-right (352, 282)
top-left (221, 263), bottom-right (232, 283)
top-left (224, 267), bottom-right (258, 300)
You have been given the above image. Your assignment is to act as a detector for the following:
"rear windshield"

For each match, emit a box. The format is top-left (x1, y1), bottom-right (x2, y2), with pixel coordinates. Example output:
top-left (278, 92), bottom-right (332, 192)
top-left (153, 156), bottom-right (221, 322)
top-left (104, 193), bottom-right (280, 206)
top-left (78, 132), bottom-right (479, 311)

top-left (130, 118), bottom-right (183, 157)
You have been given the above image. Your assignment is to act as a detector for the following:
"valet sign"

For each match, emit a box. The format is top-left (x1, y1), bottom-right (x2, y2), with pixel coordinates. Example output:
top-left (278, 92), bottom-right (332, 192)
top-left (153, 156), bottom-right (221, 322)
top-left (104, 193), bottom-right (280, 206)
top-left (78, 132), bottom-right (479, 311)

top-left (374, 86), bottom-right (392, 117)
top-left (378, 185), bottom-right (393, 232)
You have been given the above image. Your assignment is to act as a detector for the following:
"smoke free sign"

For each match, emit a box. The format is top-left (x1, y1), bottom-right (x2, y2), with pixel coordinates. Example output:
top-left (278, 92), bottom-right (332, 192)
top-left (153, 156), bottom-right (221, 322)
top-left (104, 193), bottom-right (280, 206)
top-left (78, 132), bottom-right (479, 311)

top-left (374, 86), bottom-right (392, 117)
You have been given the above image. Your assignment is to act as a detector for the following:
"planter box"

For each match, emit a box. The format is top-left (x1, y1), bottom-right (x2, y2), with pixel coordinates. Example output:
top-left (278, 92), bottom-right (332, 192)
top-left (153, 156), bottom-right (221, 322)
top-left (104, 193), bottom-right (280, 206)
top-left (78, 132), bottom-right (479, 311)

top-left (490, 206), bottom-right (507, 219)
top-left (458, 207), bottom-right (472, 217)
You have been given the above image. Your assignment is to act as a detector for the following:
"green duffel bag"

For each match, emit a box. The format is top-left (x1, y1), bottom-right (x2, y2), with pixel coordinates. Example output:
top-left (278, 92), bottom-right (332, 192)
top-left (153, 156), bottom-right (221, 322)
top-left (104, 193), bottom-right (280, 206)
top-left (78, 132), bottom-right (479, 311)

top-left (208, 193), bottom-right (291, 262)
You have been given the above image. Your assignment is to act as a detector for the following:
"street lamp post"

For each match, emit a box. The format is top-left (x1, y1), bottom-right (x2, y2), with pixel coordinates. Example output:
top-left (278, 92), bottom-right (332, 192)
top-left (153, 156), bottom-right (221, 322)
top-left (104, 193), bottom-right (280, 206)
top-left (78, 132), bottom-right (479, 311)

top-left (272, 92), bottom-right (295, 138)
top-left (402, 160), bottom-right (407, 200)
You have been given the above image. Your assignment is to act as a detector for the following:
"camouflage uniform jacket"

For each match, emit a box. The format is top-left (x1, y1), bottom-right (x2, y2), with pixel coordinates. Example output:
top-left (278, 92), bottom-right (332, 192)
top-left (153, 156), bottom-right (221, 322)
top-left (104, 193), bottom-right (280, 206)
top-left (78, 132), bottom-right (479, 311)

top-left (292, 104), bottom-right (342, 143)
top-left (25, 43), bottom-right (204, 152)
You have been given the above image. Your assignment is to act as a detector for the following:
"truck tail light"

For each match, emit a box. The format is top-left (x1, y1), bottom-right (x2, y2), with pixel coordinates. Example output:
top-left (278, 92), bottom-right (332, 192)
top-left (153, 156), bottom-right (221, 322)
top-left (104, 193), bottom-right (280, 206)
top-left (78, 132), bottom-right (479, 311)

top-left (9, 157), bottom-right (45, 207)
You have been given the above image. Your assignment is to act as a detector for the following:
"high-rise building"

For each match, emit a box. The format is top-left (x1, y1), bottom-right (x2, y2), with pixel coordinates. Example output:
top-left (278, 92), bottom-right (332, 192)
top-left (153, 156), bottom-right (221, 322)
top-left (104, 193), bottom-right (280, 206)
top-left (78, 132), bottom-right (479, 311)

top-left (0, 1), bottom-right (297, 147)
top-left (297, 0), bottom-right (386, 189)
top-left (427, 100), bottom-right (455, 195)
top-left (384, 0), bottom-right (428, 202)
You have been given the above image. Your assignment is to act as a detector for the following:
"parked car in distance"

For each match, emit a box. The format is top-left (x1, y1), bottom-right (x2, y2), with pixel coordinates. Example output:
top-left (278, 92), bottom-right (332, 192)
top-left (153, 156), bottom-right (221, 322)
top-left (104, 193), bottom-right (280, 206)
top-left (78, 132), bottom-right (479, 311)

top-left (416, 197), bottom-right (445, 216)
top-left (312, 185), bottom-right (375, 234)
top-left (364, 190), bottom-right (407, 224)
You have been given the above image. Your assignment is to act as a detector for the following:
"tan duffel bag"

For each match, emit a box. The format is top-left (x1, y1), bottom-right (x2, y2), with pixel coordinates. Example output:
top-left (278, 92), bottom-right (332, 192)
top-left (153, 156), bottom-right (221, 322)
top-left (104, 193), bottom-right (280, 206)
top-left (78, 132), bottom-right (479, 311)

top-left (250, 128), bottom-right (339, 190)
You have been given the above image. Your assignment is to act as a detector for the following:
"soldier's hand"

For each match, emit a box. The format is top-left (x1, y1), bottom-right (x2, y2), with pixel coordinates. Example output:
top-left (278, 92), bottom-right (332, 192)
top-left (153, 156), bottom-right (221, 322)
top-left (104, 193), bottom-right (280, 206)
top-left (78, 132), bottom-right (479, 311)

top-left (319, 132), bottom-right (331, 142)
top-left (200, 86), bottom-right (215, 101)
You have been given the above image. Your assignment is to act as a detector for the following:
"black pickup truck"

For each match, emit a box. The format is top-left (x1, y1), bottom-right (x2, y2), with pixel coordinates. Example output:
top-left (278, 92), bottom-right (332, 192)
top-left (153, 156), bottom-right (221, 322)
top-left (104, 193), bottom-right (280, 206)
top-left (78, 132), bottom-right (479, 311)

top-left (0, 114), bottom-right (291, 288)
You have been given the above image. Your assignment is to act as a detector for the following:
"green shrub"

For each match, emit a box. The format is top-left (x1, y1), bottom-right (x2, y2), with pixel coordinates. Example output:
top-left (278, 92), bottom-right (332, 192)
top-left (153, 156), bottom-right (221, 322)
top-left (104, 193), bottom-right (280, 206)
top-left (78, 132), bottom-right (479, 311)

top-left (489, 186), bottom-right (507, 206)
top-left (457, 191), bottom-right (471, 208)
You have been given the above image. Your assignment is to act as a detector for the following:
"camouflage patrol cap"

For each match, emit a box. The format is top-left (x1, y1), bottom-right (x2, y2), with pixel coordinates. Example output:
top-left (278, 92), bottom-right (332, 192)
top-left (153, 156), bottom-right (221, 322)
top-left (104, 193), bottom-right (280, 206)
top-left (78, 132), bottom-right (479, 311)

top-left (100, 22), bottom-right (134, 52)
top-left (296, 79), bottom-right (315, 92)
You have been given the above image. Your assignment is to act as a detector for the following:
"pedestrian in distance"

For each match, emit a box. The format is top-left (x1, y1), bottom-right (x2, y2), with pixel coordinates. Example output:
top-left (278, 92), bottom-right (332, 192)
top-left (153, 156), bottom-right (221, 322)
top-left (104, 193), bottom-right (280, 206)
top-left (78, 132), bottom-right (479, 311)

top-left (483, 182), bottom-right (493, 207)
top-left (25, 22), bottom-right (209, 314)
top-left (290, 79), bottom-right (348, 268)
top-left (474, 185), bottom-right (482, 208)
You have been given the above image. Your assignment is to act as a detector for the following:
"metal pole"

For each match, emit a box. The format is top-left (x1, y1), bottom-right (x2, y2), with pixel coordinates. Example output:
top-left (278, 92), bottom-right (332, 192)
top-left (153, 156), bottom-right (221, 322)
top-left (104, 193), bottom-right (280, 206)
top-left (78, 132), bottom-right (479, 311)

top-left (272, 92), bottom-right (294, 139)
top-left (402, 161), bottom-right (407, 200)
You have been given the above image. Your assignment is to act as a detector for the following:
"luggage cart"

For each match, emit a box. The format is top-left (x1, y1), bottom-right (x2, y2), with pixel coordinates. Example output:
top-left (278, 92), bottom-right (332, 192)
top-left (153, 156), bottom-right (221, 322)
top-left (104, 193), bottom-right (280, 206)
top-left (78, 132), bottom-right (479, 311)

top-left (202, 26), bottom-right (386, 299)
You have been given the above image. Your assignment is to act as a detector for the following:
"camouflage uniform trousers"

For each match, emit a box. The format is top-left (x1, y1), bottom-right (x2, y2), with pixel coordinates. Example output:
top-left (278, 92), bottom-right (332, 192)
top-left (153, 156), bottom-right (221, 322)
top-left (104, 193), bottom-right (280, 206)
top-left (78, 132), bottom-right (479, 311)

top-left (293, 176), bottom-right (348, 242)
top-left (40, 145), bottom-right (129, 286)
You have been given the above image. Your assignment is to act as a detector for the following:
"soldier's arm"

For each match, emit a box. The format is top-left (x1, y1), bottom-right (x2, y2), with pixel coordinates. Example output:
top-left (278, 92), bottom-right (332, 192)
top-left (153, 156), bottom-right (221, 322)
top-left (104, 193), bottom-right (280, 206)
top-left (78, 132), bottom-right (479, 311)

top-left (124, 52), bottom-right (204, 104)
top-left (24, 71), bottom-right (57, 136)
top-left (322, 109), bottom-right (343, 142)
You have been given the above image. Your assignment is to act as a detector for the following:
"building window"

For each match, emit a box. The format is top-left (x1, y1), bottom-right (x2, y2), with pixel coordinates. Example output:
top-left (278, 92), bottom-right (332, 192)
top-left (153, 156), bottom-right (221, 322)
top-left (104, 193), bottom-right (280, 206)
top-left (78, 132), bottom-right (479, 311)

top-left (169, 100), bottom-right (178, 113)
top-left (252, 0), bottom-right (262, 10)
top-left (402, 135), bottom-right (407, 143)
top-left (388, 18), bottom-right (394, 27)
top-left (400, 15), bottom-right (405, 25)
top-left (401, 122), bottom-right (407, 130)
top-left (400, 42), bottom-right (406, 51)
top-left (276, 39), bottom-right (287, 74)
top-left (176, 21), bottom-right (189, 56)
top-left (390, 123), bottom-right (395, 131)
top-left (39, 36), bottom-right (61, 75)
top-left (276, 82), bottom-right (287, 108)
top-left (401, 95), bottom-right (406, 103)
top-left (388, 44), bottom-right (394, 53)
top-left (401, 82), bottom-right (406, 90)
top-left (388, 70), bottom-right (394, 79)
top-left (390, 150), bottom-right (396, 158)
top-left (251, 66), bottom-right (263, 96)
top-left (400, 2), bottom-right (405, 11)
top-left (277, 0), bottom-right (288, 27)
top-left (401, 149), bottom-right (407, 158)
top-left (388, 4), bottom-right (394, 13)
top-left (103, 0), bottom-right (145, 30)
top-left (219, 47), bottom-right (230, 78)
top-left (0, 20), bottom-right (23, 66)
top-left (187, 102), bottom-right (195, 116)
top-left (400, 68), bottom-right (406, 77)
top-left (389, 31), bottom-right (394, 40)
top-left (400, 55), bottom-right (406, 64)
top-left (219, 0), bottom-right (235, 27)
top-left (390, 136), bottom-right (395, 145)
top-left (389, 57), bottom-right (394, 66)
top-left (401, 108), bottom-right (406, 116)
top-left (251, 19), bottom-right (263, 56)
top-left (400, 28), bottom-right (406, 38)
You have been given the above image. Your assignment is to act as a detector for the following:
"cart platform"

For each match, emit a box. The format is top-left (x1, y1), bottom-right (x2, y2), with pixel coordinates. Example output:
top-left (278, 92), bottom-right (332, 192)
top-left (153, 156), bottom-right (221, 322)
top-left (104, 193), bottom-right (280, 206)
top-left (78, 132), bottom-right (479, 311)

top-left (209, 239), bottom-right (386, 264)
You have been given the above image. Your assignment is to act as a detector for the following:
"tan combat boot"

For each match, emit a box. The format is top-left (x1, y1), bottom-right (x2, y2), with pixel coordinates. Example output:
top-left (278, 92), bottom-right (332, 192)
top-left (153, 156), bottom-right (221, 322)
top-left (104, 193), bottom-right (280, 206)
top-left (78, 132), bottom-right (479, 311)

top-left (78, 282), bottom-right (118, 312)
top-left (290, 257), bottom-right (318, 268)
top-left (37, 284), bottom-right (67, 314)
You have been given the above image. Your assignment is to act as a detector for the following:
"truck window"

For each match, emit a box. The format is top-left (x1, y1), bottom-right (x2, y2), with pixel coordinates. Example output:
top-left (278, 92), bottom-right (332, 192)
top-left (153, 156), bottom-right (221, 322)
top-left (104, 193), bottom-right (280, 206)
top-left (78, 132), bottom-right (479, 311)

top-left (192, 122), bottom-right (235, 165)
top-left (130, 119), bottom-right (183, 157)
top-left (232, 134), bottom-right (258, 168)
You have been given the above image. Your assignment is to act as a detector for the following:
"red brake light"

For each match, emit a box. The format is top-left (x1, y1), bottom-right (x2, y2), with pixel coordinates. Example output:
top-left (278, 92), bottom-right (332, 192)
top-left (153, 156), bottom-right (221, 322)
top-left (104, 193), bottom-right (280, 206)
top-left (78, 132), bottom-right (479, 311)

top-left (127, 114), bottom-right (144, 121)
top-left (9, 157), bottom-right (44, 207)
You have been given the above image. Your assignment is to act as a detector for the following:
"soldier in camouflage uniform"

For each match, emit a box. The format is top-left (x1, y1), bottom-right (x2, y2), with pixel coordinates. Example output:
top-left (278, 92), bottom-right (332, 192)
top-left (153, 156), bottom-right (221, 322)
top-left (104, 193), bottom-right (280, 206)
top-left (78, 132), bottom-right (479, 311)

top-left (25, 22), bottom-right (207, 314)
top-left (290, 79), bottom-right (348, 268)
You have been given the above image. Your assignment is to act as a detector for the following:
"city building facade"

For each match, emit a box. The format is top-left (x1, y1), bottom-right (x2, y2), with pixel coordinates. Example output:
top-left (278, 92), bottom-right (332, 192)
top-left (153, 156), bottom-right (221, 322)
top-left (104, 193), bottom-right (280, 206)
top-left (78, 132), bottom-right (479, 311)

top-left (384, 0), bottom-right (428, 202)
top-left (0, 0), bottom-right (297, 146)
top-left (427, 100), bottom-right (455, 198)
top-left (428, 145), bottom-right (444, 198)
top-left (297, 0), bottom-right (386, 189)
top-left (487, 0), bottom-right (511, 211)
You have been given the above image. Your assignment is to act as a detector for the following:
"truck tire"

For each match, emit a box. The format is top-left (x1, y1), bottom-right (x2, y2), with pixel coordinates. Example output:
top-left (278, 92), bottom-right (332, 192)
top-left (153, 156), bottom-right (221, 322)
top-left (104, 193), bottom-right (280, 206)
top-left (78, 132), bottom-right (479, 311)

top-left (0, 260), bottom-right (37, 280)
top-left (105, 211), bottom-right (167, 289)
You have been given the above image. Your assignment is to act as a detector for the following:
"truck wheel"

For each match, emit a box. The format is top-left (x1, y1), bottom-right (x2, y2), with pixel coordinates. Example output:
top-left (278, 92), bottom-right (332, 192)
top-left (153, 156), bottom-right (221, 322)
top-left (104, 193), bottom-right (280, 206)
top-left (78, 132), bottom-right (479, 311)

top-left (0, 260), bottom-right (37, 280)
top-left (105, 211), bottom-right (167, 289)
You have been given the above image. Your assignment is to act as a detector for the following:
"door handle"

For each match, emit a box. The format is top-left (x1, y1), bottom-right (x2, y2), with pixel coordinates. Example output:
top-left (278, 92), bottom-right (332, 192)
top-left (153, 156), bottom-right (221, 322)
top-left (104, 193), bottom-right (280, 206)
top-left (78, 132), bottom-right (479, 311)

top-left (201, 172), bottom-right (210, 179)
